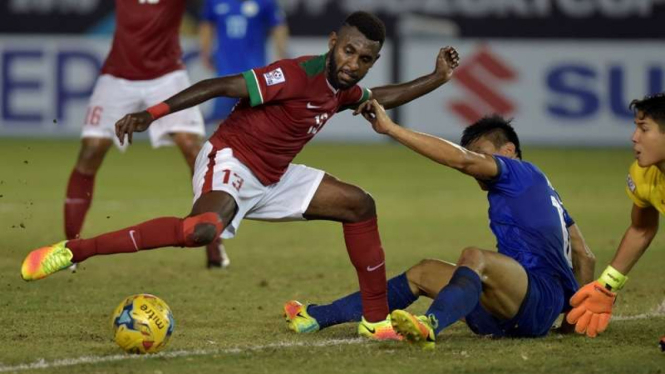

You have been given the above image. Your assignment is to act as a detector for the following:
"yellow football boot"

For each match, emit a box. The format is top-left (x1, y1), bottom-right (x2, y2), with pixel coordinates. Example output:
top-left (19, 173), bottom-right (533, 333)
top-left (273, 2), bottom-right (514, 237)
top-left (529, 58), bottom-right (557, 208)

top-left (21, 241), bottom-right (74, 281)
top-left (390, 310), bottom-right (436, 349)
top-left (358, 315), bottom-right (402, 341)
top-left (283, 300), bottom-right (320, 333)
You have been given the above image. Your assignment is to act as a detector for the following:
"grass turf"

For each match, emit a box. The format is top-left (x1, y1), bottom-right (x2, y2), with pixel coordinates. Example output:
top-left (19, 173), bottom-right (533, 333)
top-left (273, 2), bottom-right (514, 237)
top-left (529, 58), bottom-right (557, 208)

top-left (0, 139), bottom-right (663, 373)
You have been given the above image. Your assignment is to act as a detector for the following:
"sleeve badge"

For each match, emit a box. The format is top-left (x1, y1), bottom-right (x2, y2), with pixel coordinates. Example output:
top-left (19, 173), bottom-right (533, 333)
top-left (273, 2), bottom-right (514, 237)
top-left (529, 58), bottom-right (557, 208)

top-left (263, 68), bottom-right (286, 86)
top-left (626, 174), bottom-right (637, 192)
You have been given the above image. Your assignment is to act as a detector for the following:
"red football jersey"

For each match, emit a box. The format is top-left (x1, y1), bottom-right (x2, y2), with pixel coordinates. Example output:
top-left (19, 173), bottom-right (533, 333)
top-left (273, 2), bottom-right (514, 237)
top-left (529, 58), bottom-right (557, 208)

top-left (209, 54), bottom-right (371, 185)
top-left (101, 0), bottom-right (186, 80)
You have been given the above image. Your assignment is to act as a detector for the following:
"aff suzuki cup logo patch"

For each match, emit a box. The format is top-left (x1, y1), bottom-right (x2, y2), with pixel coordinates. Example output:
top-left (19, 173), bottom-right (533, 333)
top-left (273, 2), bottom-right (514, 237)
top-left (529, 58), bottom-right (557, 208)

top-left (627, 174), bottom-right (636, 192)
top-left (264, 68), bottom-right (285, 86)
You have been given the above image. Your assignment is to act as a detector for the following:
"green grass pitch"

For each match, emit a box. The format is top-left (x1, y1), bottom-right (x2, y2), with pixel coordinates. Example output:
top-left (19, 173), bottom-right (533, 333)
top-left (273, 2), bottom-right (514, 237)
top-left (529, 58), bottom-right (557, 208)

top-left (0, 139), bottom-right (663, 373)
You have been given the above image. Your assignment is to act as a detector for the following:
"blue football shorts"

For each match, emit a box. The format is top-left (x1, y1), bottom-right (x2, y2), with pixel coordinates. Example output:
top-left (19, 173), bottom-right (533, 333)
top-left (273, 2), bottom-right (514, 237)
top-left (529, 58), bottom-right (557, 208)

top-left (465, 270), bottom-right (565, 337)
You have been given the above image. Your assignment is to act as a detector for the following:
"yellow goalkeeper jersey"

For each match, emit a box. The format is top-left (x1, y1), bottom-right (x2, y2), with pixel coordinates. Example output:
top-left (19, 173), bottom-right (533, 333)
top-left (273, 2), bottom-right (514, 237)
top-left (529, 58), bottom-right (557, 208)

top-left (626, 160), bottom-right (665, 215)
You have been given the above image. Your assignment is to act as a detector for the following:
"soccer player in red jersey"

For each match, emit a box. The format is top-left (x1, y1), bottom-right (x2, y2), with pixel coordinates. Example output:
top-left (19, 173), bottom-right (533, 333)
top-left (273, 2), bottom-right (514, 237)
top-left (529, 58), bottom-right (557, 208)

top-left (22, 11), bottom-right (460, 340)
top-left (64, 0), bottom-right (229, 269)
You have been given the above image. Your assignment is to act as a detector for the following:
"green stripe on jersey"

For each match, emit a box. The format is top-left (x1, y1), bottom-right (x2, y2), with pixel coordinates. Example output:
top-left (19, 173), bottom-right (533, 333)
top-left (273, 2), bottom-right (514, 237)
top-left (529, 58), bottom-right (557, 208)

top-left (359, 88), bottom-right (372, 104)
top-left (242, 70), bottom-right (263, 107)
top-left (299, 54), bottom-right (326, 77)
top-left (337, 88), bottom-right (372, 113)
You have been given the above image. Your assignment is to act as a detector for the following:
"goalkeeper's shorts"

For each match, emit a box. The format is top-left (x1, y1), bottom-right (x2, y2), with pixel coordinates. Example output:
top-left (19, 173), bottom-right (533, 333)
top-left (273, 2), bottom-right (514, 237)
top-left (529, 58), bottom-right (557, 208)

top-left (465, 271), bottom-right (565, 338)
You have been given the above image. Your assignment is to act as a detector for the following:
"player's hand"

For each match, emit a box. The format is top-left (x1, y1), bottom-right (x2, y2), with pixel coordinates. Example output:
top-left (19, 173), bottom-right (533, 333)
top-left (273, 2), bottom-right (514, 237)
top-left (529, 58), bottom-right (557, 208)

top-left (566, 280), bottom-right (616, 338)
top-left (115, 111), bottom-right (154, 145)
top-left (360, 99), bottom-right (395, 135)
top-left (434, 46), bottom-right (460, 83)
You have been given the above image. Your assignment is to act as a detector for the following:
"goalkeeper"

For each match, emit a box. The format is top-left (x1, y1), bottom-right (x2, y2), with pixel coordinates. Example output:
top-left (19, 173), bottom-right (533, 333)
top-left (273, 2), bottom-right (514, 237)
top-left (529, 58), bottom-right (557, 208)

top-left (567, 93), bottom-right (665, 341)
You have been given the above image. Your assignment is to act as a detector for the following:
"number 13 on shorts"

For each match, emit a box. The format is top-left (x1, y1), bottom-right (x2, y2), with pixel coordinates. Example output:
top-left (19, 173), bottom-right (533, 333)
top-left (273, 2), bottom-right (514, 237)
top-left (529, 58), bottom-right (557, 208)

top-left (221, 169), bottom-right (244, 191)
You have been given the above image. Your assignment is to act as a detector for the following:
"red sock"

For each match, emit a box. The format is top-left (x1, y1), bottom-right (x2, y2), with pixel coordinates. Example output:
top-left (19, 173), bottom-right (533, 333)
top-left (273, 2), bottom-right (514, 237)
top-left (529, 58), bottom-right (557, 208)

top-left (343, 217), bottom-right (389, 322)
top-left (68, 213), bottom-right (223, 263)
top-left (64, 169), bottom-right (95, 239)
top-left (206, 237), bottom-right (222, 263)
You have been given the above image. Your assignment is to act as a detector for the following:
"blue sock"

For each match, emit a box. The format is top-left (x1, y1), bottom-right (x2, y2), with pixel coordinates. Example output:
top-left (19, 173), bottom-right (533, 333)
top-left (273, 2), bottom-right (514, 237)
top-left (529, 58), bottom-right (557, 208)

top-left (426, 266), bottom-right (482, 335)
top-left (308, 273), bottom-right (418, 329)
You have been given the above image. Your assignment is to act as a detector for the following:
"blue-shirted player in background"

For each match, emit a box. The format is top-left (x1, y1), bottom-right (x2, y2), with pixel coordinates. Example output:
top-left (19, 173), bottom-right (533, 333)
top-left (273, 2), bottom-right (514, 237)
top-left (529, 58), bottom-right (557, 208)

top-left (199, 0), bottom-right (289, 122)
top-left (284, 102), bottom-right (596, 348)
top-left (198, 0), bottom-right (289, 267)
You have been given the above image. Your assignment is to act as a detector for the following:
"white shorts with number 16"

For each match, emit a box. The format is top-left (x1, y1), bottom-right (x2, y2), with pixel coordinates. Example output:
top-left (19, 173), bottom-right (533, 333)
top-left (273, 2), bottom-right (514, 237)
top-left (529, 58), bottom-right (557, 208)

top-left (81, 70), bottom-right (205, 150)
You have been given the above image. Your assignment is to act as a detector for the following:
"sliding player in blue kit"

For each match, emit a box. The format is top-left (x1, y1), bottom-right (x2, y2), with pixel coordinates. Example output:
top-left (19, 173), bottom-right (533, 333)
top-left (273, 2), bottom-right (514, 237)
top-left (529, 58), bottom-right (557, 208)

top-left (285, 103), bottom-right (596, 348)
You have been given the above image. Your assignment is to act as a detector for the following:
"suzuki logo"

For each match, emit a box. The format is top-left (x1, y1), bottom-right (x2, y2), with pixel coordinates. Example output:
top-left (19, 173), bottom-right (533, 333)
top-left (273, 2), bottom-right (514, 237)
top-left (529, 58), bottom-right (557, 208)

top-left (450, 46), bottom-right (517, 123)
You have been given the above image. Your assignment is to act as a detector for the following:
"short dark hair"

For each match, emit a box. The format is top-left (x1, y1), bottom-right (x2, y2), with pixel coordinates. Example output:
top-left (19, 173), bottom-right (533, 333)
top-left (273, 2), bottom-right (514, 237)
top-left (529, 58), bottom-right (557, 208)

top-left (630, 93), bottom-right (665, 132)
top-left (342, 11), bottom-right (386, 46)
top-left (460, 115), bottom-right (522, 159)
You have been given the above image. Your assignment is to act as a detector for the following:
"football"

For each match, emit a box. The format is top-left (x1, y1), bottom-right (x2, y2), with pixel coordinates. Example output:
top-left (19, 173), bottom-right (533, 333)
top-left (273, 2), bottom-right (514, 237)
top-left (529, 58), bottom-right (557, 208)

top-left (111, 294), bottom-right (175, 354)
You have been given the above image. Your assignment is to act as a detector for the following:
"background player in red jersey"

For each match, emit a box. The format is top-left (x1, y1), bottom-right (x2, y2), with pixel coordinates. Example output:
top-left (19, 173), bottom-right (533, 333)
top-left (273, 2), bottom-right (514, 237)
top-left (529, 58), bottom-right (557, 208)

top-left (64, 0), bottom-right (229, 269)
top-left (22, 11), bottom-right (460, 340)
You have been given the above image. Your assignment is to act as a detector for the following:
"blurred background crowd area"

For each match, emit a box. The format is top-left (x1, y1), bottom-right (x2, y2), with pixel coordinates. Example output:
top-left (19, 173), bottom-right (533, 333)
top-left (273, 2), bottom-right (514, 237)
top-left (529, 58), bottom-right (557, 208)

top-left (1, 0), bottom-right (664, 145)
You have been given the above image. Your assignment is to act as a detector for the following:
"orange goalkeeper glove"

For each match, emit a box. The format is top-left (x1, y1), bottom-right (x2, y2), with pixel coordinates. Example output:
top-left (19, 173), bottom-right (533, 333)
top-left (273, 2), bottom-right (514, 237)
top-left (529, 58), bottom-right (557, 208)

top-left (566, 266), bottom-right (626, 338)
top-left (566, 281), bottom-right (615, 337)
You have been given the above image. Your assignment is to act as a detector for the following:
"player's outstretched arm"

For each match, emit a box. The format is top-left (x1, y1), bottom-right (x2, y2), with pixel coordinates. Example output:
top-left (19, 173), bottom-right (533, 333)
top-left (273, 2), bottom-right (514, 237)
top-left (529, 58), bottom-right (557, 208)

top-left (361, 99), bottom-right (498, 180)
top-left (115, 75), bottom-right (249, 145)
top-left (359, 47), bottom-right (459, 111)
top-left (608, 204), bottom-right (659, 275)
top-left (161, 74), bottom-right (249, 113)
top-left (566, 204), bottom-right (658, 337)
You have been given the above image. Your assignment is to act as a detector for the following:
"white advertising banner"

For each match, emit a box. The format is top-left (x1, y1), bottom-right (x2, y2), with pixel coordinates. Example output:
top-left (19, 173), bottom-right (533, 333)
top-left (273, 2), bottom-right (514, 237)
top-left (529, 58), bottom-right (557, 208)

top-left (0, 36), bottom-right (662, 146)
top-left (402, 40), bottom-right (664, 146)
top-left (0, 36), bottom-right (391, 142)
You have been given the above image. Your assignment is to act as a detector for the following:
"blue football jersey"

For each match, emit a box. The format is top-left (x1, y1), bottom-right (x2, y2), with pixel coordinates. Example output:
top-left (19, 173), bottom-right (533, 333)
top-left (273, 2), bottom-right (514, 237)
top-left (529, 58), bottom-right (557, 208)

top-left (201, 0), bottom-right (285, 75)
top-left (486, 156), bottom-right (579, 301)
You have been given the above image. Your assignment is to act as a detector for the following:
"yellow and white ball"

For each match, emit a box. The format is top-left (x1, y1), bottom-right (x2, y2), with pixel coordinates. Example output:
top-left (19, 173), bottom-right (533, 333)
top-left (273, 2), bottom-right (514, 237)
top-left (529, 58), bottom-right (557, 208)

top-left (111, 294), bottom-right (175, 354)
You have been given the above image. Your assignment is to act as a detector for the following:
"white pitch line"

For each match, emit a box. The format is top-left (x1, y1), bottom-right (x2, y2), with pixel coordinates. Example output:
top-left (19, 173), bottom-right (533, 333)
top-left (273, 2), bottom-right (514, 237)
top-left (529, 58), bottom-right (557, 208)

top-left (0, 338), bottom-right (365, 373)
top-left (613, 299), bottom-right (665, 321)
top-left (3, 299), bottom-right (665, 373)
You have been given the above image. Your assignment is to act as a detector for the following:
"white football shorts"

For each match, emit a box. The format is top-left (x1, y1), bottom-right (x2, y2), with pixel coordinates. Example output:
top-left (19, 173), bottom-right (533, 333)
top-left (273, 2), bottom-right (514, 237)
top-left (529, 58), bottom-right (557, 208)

top-left (81, 70), bottom-right (205, 150)
top-left (192, 141), bottom-right (325, 238)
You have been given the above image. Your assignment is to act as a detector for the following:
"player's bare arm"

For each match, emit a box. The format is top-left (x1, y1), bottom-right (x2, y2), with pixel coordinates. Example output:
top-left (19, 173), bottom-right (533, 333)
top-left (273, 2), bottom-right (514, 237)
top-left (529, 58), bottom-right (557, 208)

top-left (559, 223), bottom-right (595, 333)
top-left (115, 74), bottom-right (249, 145)
top-left (610, 204), bottom-right (659, 274)
top-left (569, 224), bottom-right (596, 286)
top-left (272, 24), bottom-right (290, 60)
top-left (198, 21), bottom-right (216, 71)
top-left (361, 99), bottom-right (499, 180)
top-left (356, 47), bottom-right (459, 112)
